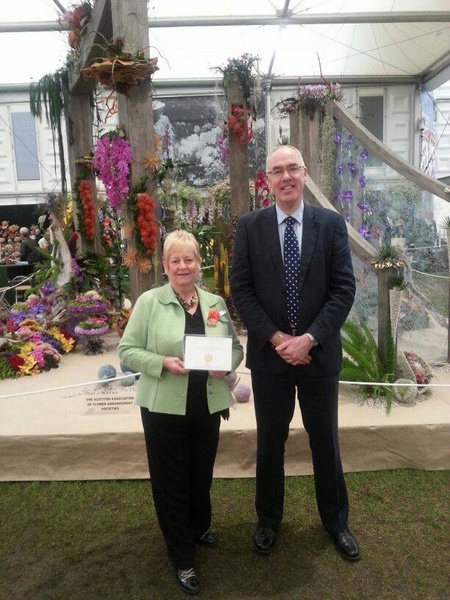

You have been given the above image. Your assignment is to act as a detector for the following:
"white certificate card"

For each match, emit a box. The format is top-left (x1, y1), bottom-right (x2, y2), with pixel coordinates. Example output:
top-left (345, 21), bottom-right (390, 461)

top-left (184, 335), bottom-right (232, 371)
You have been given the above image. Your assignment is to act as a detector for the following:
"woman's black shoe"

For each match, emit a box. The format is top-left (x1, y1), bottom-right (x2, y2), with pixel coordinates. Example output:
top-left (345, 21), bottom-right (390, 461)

top-left (176, 568), bottom-right (200, 595)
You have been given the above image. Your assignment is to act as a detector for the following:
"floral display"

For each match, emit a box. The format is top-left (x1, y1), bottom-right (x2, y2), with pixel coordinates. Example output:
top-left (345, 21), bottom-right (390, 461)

top-left (60, 1), bottom-right (92, 49)
top-left (81, 39), bottom-right (159, 95)
top-left (74, 315), bottom-right (109, 336)
top-left (275, 82), bottom-right (343, 118)
top-left (77, 179), bottom-right (95, 240)
top-left (333, 130), bottom-right (371, 239)
top-left (214, 53), bottom-right (259, 102)
top-left (217, 132), bottom-right (229, 165)
top-left (254, 171), bottom-right (271, 208)
top-left (68, 290), bottom-right (109, 313)
top-left (404, 351), bottom-right (432, 386)
top-left (227, 105), bottom-right (254, 145)
top-left (135, 193), bottom-right (159, 256)
top-left (93, 128), bottom-right (133, 210)
top-left (0, 317), bottom-right (76, 379)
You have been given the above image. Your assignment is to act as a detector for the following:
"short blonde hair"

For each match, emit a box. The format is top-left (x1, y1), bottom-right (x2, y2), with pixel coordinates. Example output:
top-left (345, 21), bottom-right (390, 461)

top-left (163, 230), bottom-right (201, 262)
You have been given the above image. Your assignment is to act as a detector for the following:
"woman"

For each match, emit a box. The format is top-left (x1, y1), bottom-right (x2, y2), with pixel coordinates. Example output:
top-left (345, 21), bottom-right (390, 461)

top-left (118, 230), bottom-right (243, 595)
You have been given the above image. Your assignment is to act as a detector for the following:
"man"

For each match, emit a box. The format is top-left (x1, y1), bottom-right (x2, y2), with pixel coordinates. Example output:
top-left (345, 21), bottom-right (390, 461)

top-left (19, 227), bottom-right (39, 264)
top-left (230, 145), bottom-right (359, 560)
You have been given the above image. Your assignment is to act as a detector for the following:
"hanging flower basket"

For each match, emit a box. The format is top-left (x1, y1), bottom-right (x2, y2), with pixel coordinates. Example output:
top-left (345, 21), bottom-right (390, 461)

top-left (81, 57), bottom-right (159, 94)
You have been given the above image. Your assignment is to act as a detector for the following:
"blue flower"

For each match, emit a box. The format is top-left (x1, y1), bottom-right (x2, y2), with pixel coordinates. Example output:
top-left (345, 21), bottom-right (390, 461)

top-left (359, 175), bottom-right (366, 188)
top-left (337, 163), bottom-right (344, 175)
top-left (347, 162), bottom-right (356, 175)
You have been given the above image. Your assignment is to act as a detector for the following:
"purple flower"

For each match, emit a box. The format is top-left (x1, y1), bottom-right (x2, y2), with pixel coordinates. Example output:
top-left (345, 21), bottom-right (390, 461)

top-left (358, 149), bottom-right (369, 162)
top-left (334, 132), bottom-right (342, 145)
top-left (357, 202), bottom-right (371, 212)
top-left (337, 163), bottom-right (344, 175)
top-left (342, 190), bottom-right (353, 203)
top-left (347, 162), bottom-right (356, 175)
top-left (358, 226), bottom-right (371, 239)
top-left (359, 175), bottom-right (366, 188)
top-left (344, 135), bottom-right (354, 149)
top-left (40, 281), bottom-right (55, 297)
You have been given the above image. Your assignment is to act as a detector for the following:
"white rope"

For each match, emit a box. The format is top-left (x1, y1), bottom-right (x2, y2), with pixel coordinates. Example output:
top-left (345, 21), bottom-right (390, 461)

top-left (411, 268), bottom-right (448, 280)
top-left (339, 380), bottom-right (449, 388)
top-left (0, 372), bottom-right (141, 400)
top-left (0, 371), bottom-right (448, 400)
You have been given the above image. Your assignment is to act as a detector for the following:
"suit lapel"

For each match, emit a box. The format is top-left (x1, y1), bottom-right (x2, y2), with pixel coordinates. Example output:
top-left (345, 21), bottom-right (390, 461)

top-left (299, 204), bottom-right (318, 292)
top-left (260, 206), bottom-right (284, 281)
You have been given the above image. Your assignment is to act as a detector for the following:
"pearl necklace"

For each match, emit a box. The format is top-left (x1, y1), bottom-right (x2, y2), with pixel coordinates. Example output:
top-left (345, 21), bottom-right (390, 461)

top-left (174, 290), bottom-right (198, 310)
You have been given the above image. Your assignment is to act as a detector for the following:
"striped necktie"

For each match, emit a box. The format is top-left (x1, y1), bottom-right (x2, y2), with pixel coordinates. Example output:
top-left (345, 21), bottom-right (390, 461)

top-left (283, 216), bottom-right (300, 329)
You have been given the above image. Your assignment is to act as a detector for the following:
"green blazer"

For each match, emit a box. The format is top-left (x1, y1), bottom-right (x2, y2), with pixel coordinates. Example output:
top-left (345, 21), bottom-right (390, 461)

top-left (118, 284), bottom-right (244, 415)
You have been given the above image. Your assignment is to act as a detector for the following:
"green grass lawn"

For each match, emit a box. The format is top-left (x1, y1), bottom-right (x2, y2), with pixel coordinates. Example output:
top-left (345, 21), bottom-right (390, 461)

top-left (0, 470), bottom-right (448, 600)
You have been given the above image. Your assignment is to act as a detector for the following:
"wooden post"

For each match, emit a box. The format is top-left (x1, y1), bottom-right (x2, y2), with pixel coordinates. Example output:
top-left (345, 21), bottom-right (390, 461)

top-left (289, 107), bottom-right (322, 185)
top-left (111, 0), bottom-right (160, 303)
top-left (226, 76), bottom-right (251, 218)
top-left (289, 109), bottom-right (301, 152)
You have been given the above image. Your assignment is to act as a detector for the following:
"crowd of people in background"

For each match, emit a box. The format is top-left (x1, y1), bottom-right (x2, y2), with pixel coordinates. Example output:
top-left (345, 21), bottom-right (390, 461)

top-left (0, 220), bottom-right (51, 265)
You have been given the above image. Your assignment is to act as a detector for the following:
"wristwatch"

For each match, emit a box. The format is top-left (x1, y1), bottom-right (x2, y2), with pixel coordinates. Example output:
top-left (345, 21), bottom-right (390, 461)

top-left (305, 333), bottom-right (318, 347)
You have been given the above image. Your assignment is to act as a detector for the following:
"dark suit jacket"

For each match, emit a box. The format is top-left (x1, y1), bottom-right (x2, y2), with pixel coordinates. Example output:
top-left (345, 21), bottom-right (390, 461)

top-left (230, 203), bottom-right (355, 377)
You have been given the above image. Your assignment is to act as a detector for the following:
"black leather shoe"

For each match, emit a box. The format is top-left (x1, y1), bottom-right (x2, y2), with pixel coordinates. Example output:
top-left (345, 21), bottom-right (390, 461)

top-left (330, 529), bottom-right (360, 561)
top-left (253, 526), bottom-right (277, 554)
top-left (176, 568), bottom-right (200, 595)
top-left (196, 531), bottom-right (218, 547)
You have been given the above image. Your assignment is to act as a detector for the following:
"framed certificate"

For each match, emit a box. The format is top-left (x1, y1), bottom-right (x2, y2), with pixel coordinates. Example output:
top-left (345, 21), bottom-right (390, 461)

top-left (184, 335), bottom-right (232, 371)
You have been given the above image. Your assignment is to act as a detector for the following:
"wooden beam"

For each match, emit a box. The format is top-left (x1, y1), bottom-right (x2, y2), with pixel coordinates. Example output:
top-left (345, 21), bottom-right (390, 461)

top-left (68, 0), bottom-right (113, 94)
top-left (305, 176), bottom-right (378, 269)
top-left (329, 100), bottom-right (450, 203)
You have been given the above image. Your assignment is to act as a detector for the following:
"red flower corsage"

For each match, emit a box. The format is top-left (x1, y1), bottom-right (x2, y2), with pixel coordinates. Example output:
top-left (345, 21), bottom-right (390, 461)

top-left (207, 309), bottom-right (228, 327)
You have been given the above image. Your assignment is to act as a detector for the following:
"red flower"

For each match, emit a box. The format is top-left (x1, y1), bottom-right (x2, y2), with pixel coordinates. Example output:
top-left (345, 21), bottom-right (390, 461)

top-left (9, 355), bottom-right (25, 371)
top-left (136, 193), bottom-right (158, 256)
top-left (207, 309), bottom-right (220, 327)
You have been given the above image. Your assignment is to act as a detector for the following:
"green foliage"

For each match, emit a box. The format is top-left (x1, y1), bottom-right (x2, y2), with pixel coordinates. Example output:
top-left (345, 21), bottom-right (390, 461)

top-left (29, 69), bottom-right (68, 197)
top-left (0, 356), bottom-right (18, 380)
top-left (341, 320), bottom-right (394, 411)
top-left (65, 253), bottom-right (129, 310)
top-left (213, 53), bottom-right (259, 101)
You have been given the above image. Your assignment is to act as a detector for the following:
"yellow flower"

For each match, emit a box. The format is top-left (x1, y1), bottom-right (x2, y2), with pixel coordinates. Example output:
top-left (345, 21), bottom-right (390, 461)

top-left (18, 319), bottom-right (41, 331)
top-left (18, 352), bottom-right (39, 376)
top-left (47, 327), bottom-right (76, 353)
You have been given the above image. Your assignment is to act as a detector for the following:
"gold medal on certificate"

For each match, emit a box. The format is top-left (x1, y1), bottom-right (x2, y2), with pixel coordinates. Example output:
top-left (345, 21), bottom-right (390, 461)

top-left (184, 335), bottom-right (232, 371)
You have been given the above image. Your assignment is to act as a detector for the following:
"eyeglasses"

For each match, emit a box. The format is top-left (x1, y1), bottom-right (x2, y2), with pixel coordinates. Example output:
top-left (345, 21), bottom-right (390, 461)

top-left (267, 165), bottom-right (305, 177)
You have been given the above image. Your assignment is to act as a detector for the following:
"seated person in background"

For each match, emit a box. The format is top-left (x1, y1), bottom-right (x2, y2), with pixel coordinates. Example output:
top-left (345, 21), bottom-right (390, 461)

top-left (19, 227), bottom-right (40, 264)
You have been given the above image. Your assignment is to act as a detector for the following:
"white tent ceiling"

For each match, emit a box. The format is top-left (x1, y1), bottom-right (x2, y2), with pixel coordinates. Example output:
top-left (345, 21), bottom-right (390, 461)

top-left (0, 0), bottom-right (449, 88)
